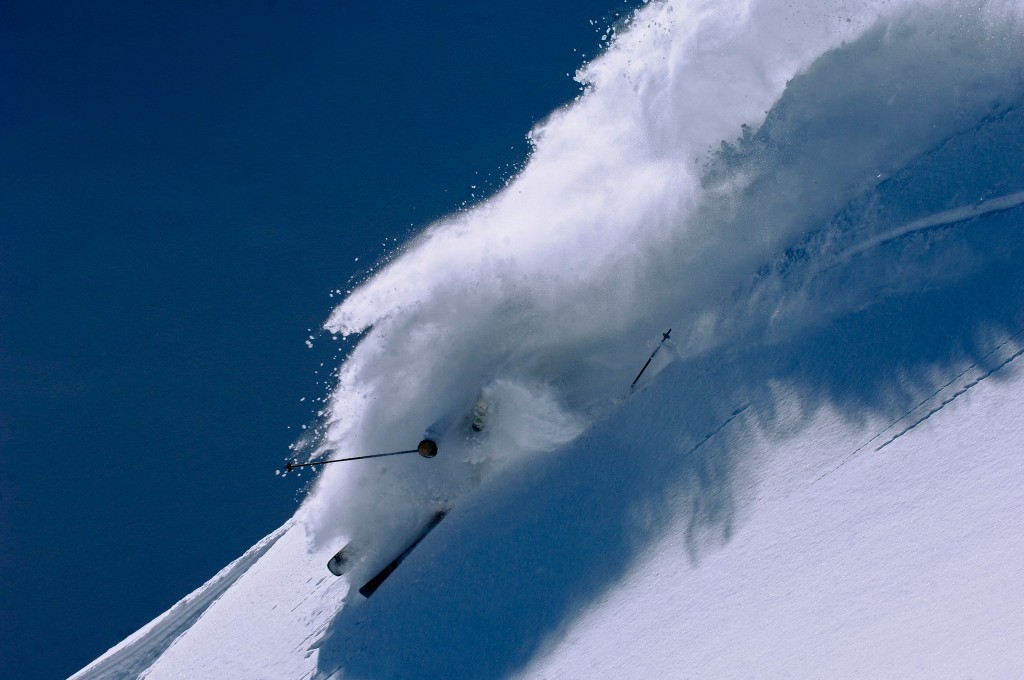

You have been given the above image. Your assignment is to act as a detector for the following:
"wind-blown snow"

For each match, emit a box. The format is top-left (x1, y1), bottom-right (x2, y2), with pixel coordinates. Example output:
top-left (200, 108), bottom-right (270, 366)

top-left (76, 0), bottom-right (1024, 677)
top-left (296, 0), bottom-right (1024, 580)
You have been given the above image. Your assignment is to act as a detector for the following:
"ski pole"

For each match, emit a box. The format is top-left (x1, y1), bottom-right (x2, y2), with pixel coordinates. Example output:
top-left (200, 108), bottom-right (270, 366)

top-left (631, 328), bottom-right (672, 389)
top-left (284, 439), bottom-right (438, 472)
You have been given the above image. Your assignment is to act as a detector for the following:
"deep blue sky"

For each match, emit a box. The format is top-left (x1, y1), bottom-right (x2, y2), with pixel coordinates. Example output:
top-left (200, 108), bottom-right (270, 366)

top-left (0, 1), bottom-right (639, 677)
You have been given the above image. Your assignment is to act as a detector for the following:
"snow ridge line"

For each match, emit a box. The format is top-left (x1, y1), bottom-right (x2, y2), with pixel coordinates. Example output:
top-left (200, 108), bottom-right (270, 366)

top-left (70, 522), bottom-right (292, 680)
top-left (816, 326), bottom-right (1024, 483)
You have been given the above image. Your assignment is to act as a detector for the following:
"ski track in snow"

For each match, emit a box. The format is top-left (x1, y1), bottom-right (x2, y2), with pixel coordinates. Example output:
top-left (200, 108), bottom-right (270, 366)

top-left (817, 326), bottom-right (1024, 483)
top-left (682, 403), bottom-right (752, 458)
top-left (837, 190), bottom-right (1024, 263)
top-left (874, 336), bottom-right (1024, 452)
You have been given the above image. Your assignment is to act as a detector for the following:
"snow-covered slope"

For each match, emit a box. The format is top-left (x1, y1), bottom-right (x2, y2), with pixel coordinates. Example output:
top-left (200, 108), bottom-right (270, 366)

top-left (75, 313), bottom-right (1024, 680)
top-left (520, 342), bottom-right (1024, 679)
top-left (74, 0), bottom-right (1024, 677)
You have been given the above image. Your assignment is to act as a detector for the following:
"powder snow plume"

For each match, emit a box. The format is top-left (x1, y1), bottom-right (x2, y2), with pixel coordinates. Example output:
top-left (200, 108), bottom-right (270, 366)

top-left (295, 0), bottom-right (1024, 571)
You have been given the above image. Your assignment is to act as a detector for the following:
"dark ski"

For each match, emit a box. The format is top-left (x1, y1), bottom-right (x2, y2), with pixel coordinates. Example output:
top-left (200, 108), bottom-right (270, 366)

top-left (359, 510), bottom-right (448, 598)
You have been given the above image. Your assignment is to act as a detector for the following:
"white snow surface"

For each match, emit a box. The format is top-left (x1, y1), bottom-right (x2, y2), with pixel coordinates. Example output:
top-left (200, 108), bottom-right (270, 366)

top-left (75, 0), bottom-right (1024, 677)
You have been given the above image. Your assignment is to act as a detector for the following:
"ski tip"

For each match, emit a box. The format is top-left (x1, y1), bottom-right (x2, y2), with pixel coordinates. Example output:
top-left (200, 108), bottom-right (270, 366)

top-left (327, 544), bottom-right (352, 577)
